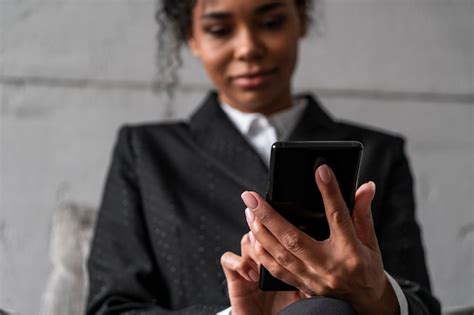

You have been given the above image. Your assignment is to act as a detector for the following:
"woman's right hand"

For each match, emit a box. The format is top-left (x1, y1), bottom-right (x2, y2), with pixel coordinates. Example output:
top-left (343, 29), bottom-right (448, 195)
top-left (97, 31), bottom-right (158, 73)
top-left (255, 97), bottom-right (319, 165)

top-left (220, 232), bottom-right (304, 315)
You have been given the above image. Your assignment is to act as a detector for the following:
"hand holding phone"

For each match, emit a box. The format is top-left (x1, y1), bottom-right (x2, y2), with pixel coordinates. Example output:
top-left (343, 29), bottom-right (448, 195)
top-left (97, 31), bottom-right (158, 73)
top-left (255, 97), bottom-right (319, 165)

top-left (260, 141), bottom-right (363, 291)
top-left (242, 175), bottom-right (397, 314)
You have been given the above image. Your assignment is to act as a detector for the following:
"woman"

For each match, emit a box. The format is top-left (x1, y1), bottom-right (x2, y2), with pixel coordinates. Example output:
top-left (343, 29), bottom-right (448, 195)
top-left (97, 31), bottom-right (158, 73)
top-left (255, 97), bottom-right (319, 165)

top-left (86, 0), bottom-right (440, 314)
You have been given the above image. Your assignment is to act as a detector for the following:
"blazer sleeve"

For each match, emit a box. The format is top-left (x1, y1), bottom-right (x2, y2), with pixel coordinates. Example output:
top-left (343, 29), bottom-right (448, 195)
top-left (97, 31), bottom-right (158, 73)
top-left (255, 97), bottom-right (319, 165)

top-left (377, 138), bottom-right (441, 315)
top-left (86, 127), bottom-right (226, 315)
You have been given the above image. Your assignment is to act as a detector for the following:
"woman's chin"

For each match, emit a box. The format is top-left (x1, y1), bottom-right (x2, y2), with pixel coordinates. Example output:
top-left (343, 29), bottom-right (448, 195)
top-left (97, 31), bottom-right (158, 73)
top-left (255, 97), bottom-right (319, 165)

top-left (226, 89), bottom-right (287, 114)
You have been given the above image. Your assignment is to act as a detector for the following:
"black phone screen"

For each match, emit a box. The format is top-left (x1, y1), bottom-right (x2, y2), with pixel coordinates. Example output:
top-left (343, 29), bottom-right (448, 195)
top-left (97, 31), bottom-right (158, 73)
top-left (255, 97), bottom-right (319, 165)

top-left (267, 141), bottom-right (362, 240)
top-left (260, 141), bottom-right (363, 291)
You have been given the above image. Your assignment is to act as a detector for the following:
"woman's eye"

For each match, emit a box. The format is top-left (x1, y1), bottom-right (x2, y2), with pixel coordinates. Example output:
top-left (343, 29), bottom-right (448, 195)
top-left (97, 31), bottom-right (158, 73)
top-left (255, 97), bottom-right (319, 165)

top-left (204, 26), bottom-right (232, 38)
top-left (262, 16), bottom-right (286, 30)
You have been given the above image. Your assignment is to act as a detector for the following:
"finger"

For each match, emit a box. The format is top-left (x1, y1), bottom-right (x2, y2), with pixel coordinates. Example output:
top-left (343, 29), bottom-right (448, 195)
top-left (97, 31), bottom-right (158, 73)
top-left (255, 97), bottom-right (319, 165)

top-left (242, 192), bottom-right (316, 261)
top-left (250, 233), bottom-right (329, 297)
top-left (352, 181), bottom-right (380, 251)
top-left (252, 239), bottom-right (309, 290)
top-left (246, 212), bottom-right (308, 276)
top-left (221, 251), bottom-right (259, 282)
top-left (252, 239), bottom-right (327, 297)
top-left (315, 165), bottom-right (356, 239)
top-left (240, 232), bottom-right (259, 264)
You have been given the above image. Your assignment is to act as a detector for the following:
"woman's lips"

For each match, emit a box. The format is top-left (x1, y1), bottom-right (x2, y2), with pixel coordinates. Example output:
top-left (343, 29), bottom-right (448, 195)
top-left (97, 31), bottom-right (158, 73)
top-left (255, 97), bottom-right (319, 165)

top-left (231, 69), bottom-right (277, 89)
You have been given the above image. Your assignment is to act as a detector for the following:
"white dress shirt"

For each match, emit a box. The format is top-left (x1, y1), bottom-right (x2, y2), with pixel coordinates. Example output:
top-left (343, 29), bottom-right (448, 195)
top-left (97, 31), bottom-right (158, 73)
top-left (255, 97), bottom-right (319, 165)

top-left (217, 99), bottom-right (408, 315)
top-left (221, 98), bottom-right (307, 167)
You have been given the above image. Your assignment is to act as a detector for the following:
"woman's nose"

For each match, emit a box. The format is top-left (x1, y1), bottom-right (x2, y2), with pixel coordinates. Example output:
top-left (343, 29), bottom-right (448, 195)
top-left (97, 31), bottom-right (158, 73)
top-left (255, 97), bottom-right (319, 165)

top-left (234, 29), bottom-right (264, 62)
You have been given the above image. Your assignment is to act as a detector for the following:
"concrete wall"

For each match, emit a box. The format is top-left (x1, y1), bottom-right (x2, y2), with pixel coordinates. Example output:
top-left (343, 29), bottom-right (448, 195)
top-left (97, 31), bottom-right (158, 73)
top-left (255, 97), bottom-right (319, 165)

top-left (1, 0), bottom-right (473, 314)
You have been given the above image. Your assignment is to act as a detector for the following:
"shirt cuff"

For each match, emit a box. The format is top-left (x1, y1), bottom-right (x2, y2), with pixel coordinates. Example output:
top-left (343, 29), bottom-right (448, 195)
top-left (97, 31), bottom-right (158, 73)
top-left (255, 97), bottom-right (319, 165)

top-left (216, 306), bottom-right (232, 315)
top-left (385, 271), bottom-right (409, 315)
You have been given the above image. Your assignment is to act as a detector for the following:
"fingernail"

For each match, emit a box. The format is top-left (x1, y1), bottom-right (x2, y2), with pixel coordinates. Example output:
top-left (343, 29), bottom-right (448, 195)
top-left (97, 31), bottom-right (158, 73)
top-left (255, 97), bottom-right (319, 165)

top-left (318, 165), bottom-right (332, 184)
top-left (248, 269), bottom-right (259, 282)
top-left (245, 208), bottom-right (255, 225)
top-left (241, 191), bottom-right (258, 210)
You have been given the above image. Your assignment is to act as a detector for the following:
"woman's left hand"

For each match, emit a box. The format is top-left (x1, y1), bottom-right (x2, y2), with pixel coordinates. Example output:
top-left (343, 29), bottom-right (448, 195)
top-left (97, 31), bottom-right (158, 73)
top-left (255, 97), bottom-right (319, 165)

top-left (241, 164), bottom-right (399, 315)
top-left (221, 233), bottom-right (305, 315)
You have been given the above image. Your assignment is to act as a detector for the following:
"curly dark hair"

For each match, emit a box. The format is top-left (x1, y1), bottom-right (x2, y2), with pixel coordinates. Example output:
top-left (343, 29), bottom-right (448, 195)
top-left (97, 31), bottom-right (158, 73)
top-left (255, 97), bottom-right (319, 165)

top-left (155, 0), bottom-right (317, 96)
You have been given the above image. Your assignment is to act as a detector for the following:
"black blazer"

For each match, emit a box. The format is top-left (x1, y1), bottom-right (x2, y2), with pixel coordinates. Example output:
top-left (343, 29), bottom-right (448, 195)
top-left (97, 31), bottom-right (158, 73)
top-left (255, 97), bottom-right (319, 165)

top-left (87, 92), bottom-right (440, 314)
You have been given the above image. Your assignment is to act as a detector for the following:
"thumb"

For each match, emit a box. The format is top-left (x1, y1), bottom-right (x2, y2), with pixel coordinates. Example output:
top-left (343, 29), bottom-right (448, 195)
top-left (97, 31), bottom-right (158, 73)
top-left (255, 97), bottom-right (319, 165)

top-left (352, 181), bottom-right (379, 251)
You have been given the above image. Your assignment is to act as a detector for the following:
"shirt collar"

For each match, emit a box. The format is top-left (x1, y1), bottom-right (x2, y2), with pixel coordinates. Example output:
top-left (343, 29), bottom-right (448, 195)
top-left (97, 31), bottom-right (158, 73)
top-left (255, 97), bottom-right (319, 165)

top-left (220, 97), bottom-right (308, 140)
top-left (219, 103), bottom-right (265, 136)
top-left (267, 97), bottom-right (307, 140)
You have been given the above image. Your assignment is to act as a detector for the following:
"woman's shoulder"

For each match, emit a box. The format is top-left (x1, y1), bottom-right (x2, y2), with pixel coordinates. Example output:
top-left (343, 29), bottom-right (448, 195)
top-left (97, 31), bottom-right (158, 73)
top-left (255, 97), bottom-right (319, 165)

top-left (301, 94), bottom-right (406, 148)
top-left (336, 118), bottom-right (406, 149)
top-left (117, 120), bottom-right (191, 139)
top-left (332, 119), bottom-right (408, 162)
top-left (111, 120), bottom-right (195, 155)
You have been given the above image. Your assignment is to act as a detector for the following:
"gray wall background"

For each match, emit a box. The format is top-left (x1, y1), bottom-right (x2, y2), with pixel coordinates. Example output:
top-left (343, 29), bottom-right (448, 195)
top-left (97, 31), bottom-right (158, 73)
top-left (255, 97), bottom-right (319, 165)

top-left (1, 0), bottom-right (473, 314)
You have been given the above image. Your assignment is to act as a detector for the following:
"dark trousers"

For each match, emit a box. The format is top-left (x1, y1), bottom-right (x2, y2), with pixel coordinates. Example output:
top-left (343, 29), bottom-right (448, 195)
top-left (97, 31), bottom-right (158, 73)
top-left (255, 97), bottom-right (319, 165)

top-left (278, 297), bottom-right (356, 315)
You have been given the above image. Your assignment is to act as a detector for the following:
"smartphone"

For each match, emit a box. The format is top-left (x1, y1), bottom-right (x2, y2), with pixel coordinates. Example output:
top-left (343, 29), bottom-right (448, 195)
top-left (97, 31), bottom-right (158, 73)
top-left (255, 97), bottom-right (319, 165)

top-left (259, 141), bottom-right (363, 291)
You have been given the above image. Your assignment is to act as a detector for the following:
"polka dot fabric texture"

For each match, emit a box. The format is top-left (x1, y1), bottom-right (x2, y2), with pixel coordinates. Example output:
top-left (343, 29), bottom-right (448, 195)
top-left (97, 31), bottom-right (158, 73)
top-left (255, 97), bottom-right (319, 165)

top-left (86, 92), bottom-right (439, 314)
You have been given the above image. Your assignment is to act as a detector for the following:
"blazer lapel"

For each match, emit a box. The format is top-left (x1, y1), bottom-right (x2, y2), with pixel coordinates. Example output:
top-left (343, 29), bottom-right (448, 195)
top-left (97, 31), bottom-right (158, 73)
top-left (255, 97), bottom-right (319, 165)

top-left (189, 92), bottom-right (269, 194)
top-left (289, 94), bottom-right (350, 141)
top-left (188, 92), bottom-right (350, 193)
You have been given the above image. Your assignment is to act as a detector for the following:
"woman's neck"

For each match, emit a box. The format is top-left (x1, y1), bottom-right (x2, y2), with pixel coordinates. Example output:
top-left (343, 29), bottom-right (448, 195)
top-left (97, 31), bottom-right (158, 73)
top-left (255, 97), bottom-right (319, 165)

top-left (218, 90), bottom-right (294, 117)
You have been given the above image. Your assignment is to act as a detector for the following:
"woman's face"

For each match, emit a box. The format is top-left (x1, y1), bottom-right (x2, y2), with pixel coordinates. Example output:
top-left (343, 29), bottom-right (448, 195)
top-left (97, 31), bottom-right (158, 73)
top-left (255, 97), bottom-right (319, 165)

top-left (189, 0), bottom-right (307, 115)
